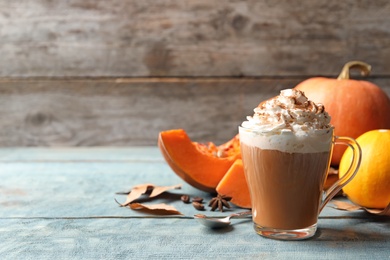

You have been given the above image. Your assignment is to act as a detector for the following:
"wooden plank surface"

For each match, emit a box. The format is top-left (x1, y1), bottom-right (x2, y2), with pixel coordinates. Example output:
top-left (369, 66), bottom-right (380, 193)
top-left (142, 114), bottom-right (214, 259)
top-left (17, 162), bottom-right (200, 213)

top-left (1, 0), bottom-right (390, 147)
top-left (0, 148), bottom-right (389, 259)
top-left (0, 77), bottom-right (298, 146)
top-left (1, 0), bottom-right (390, 77)
top-left (1, 77), bottom-right (389, 146)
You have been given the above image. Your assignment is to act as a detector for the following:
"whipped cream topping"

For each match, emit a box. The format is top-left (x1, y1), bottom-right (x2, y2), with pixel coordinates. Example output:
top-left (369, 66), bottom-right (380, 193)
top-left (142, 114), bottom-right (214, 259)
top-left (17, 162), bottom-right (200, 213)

top-left (242, 89), bottom-right (332, 135)
top-left (240, 89), bottom-right (333, 153)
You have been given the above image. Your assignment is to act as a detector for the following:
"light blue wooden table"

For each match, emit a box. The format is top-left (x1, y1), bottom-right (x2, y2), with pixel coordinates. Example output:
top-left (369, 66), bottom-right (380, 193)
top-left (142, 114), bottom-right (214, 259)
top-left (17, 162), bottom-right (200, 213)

top-left (1, 148), bottom-right (389, 259)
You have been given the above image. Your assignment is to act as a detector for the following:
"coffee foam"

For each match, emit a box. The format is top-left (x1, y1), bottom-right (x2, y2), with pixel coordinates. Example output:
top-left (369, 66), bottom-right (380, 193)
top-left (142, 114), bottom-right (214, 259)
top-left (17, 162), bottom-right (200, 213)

top-left (240, 89), bottom-right (333, 153)
top-left (242, 89), bottom-right (331, 135)
top-left (239, 127), bottom-right (333, 153)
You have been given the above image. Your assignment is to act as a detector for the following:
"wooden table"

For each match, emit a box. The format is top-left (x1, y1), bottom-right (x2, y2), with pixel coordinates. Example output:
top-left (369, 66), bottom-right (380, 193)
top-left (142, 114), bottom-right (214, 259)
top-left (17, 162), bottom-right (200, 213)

top-left (1, 148), bottom-right (389, 259)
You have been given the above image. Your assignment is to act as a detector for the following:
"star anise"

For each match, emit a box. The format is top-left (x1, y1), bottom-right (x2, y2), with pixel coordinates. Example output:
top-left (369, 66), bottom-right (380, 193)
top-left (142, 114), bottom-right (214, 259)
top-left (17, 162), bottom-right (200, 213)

top-left (208, 194), bottom-right (232, 212)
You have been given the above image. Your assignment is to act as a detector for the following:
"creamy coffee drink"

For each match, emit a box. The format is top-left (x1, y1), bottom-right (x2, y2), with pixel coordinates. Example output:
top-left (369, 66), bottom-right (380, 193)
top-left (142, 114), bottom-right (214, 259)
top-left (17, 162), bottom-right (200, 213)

top-left (241, 147), bottom-right (330, 229)
top-left (239, 89), bottom-right (334, 238)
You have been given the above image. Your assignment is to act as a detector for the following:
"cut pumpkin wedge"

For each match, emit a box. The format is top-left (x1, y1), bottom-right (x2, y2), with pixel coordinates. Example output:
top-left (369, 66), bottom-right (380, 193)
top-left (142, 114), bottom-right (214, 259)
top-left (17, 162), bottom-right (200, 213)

top-left (216, 159), bottom-right (251, 209)
top-left (158, 129), bottom-right (241, 193)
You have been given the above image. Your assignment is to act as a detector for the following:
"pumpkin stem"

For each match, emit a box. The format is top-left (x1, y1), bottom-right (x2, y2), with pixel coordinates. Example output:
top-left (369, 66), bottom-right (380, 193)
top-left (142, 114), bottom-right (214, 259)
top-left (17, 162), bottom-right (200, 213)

top-left (337, 61), bottom-right (371, 80)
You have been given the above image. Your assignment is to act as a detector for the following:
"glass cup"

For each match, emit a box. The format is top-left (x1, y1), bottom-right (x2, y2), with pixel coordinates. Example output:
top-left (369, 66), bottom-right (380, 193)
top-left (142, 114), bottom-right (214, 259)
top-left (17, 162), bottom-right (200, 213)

top-left (239, 126), bottom-right (361, 240)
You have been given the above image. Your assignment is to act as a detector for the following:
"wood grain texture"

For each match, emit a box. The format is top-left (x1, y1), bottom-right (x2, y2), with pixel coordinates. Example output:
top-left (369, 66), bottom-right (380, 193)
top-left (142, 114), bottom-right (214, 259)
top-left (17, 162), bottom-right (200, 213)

top-left (1, 0), bottom-right (390, 77)
top-left (1, 148), bottom-right (389, 259)
top-left (1, 77), bottom-right (389, 147)
top-left (1, 0), bottom-right (390, 146)
top-left (0, 77), bottom-right (289, 146)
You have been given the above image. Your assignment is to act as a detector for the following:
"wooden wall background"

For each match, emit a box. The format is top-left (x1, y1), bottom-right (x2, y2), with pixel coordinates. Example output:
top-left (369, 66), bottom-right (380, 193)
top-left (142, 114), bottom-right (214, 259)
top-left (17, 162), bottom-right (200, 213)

top-left (0, 0), bottom-right (390, 146)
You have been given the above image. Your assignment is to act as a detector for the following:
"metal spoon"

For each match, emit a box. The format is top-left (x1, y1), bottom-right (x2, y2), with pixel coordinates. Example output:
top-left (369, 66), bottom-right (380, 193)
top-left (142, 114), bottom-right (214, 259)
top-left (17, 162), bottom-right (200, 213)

top-left (194, 210), bottom-right (252, 229)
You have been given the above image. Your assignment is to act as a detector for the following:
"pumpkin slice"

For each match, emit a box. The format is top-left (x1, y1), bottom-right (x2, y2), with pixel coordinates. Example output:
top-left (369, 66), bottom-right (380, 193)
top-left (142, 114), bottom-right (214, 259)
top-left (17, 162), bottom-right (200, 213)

top-left (216, 159), bottom-right (251, 209)
top-left (158, 129), bottom-right (241, 193)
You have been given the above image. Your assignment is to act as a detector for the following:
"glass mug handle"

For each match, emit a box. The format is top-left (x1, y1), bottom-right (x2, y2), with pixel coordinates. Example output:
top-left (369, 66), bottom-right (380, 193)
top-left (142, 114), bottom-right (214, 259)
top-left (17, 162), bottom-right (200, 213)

top-left (319, 136), bottom-right (362, 213)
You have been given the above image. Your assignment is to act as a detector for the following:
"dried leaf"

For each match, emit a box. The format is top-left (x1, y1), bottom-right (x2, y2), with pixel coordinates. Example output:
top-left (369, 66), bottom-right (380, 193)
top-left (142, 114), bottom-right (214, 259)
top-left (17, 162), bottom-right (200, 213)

top-left (118, 183), bottom-right (182, 207)
top-left (365, 203), bottom-right (390, 216)
top-left (149, 184), bottom-right (182, 198)
top-left (331, 200), bottom-right (390, 216)
top-left (120, 183), bottom-right (154, 206)
top-left (331, 200), bottom-right (362, 211)
top-left (129, 203), bottom-right (182, 215)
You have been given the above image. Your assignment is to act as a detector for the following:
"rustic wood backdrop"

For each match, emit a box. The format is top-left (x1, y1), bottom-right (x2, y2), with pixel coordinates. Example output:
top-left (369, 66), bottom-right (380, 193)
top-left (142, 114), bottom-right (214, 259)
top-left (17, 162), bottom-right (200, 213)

top-left (1, 0), bottom-right (390, 146)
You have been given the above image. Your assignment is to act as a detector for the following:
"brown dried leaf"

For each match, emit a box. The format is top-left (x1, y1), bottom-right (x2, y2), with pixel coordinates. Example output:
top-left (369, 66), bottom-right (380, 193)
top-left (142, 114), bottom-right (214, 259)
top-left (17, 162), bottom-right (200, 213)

top-left (331, 200), bottom-right (390, 216)
top-left (149, 184), bottom-right (182, 198)
top-left (331, 200), bottom-right (362, 211)
top-left (365, 203), bottom-right (390, 216)
top-left (120, 183), bottom-right (153, 206)
top-left (129, 203), bottom-right (182, 215)
top-left (119, 183), bottom-right (182, 207)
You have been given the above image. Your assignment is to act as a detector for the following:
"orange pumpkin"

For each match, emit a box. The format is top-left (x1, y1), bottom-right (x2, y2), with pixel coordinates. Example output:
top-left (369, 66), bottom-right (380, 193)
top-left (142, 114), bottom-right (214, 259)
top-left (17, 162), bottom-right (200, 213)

top-left (216, 159), bottom-right (251, 209)
top-left (295, 61), bottom-right (390, 165)
top-left (158, 129), bottom-right (241, 193)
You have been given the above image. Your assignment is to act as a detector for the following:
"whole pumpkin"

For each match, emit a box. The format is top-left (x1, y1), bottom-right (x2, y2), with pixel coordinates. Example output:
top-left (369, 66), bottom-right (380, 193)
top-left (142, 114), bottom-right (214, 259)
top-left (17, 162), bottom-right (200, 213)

top-left (295, 61), bottom-right (390, 166)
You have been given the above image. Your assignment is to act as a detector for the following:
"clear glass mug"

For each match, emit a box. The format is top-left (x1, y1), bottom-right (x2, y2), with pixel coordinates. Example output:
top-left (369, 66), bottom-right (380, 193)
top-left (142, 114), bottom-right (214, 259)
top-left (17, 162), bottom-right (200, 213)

top-left (239, 126), bottom-right (362, 240)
